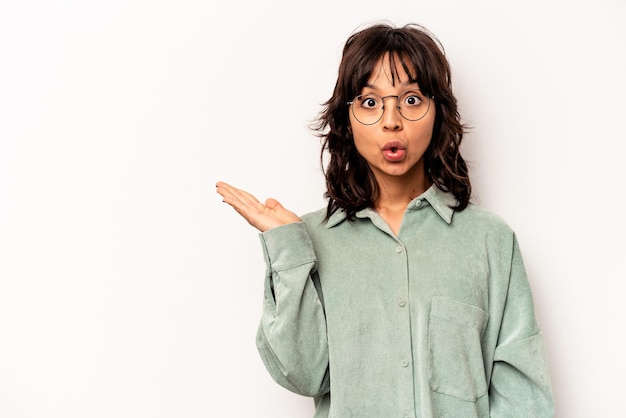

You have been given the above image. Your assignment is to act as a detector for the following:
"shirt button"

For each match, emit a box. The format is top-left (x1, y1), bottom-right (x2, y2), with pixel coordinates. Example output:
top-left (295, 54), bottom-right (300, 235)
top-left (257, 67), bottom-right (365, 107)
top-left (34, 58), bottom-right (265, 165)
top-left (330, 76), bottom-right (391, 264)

top-left (400, 359), bottom-right (409, 367)
top-left (414, 200), bottom-right (421, 207)
top-left (396, 246), bottom-right (403, 253)
top-left (398, 297), bottom-right (406, 307)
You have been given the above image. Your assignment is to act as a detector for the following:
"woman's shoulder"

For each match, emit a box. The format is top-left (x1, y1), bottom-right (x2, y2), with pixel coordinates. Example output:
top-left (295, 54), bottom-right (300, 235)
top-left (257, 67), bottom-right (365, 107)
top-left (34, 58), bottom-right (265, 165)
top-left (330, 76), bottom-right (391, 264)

top-left (455, 201), bottom-right (515, 235)
top-left (301, 207), bottom-right (329, 227)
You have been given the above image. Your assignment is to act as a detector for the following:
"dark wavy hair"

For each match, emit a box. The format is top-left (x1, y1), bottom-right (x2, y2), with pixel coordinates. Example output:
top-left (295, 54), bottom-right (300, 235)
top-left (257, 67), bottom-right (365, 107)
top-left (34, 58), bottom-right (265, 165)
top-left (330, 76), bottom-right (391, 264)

top-left (314, 23), bottom-right (471, 220)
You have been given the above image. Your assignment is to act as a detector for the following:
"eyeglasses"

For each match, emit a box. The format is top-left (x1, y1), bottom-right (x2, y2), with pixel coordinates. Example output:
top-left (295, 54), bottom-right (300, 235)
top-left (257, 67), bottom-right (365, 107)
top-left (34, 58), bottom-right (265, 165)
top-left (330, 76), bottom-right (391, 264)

top-left (347, 90), bottom-right (433, 125)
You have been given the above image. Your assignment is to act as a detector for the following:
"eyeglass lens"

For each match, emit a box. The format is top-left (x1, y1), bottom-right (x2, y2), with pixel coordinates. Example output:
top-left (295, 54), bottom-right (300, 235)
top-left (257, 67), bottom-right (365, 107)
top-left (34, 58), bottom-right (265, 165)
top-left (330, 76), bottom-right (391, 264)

top-left (350, 90), bottom-right (430, 125)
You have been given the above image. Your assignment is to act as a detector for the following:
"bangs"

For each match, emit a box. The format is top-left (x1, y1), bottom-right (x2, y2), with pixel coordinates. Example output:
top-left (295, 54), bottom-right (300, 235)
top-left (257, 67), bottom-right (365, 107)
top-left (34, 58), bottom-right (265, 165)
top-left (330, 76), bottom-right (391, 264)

top-left (387, 52), bottom-right (419, 86)
top-left (344, 29), bottom-right (438, 99)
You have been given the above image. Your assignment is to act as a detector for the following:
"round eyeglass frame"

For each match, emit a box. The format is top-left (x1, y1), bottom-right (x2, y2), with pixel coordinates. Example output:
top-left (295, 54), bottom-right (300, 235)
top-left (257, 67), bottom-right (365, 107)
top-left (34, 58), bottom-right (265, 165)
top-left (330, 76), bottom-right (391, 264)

top-left (347, 91), bottom-right (434, 125)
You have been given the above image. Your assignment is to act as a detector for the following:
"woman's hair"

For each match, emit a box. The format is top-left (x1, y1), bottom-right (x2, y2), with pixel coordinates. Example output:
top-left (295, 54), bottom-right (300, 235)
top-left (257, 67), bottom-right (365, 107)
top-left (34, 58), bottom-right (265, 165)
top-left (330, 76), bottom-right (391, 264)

top-left (314, 23), bottom-right (471, 220)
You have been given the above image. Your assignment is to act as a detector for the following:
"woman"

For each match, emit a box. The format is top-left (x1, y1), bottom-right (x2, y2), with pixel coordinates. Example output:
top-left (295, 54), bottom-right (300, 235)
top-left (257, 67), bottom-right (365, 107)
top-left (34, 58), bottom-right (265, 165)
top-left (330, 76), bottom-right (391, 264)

top-left (216, 22), bottom-right (554, 417)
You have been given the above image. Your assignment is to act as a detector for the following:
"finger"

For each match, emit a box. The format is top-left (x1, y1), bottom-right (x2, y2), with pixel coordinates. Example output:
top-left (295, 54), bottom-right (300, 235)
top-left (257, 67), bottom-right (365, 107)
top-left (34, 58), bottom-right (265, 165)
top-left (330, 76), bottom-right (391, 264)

top-left (216, 181), bottom-right (245, 200)
top-left (234, 188), bottom-right (266, 210)
top-left (265, 198), bottom-right (302, 226)
top-left (216, 182), bottom-right (273, 229)
top-left (265, 198), bottom-right (282, 210)
top-left (217, 182), bottom-right (263, 212)
top-left (215, 181), bottom-right (234, 200)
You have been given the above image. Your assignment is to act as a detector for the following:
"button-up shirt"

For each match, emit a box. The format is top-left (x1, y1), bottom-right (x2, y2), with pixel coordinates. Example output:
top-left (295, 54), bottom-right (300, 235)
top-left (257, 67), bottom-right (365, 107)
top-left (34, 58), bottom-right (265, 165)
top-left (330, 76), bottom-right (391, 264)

top-left (256, 185), bottom-right (554, 417)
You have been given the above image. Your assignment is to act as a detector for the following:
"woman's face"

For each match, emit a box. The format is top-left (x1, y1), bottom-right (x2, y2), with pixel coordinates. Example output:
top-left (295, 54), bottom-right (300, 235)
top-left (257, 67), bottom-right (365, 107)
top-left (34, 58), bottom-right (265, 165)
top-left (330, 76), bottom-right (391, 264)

top-left (349, 53), bottom-right (435, 187)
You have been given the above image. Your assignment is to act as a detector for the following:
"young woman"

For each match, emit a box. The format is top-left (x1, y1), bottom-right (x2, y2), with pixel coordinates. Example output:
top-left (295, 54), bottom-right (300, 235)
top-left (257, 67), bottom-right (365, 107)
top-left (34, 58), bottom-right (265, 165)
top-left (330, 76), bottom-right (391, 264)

top-left (216, 22), bottom-right (554, 418)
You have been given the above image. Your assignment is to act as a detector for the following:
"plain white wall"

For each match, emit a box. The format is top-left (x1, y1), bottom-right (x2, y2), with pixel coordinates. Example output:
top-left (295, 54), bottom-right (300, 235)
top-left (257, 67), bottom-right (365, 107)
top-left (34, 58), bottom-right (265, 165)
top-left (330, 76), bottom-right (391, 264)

top-left (1, 0), bottom-right (624, 417)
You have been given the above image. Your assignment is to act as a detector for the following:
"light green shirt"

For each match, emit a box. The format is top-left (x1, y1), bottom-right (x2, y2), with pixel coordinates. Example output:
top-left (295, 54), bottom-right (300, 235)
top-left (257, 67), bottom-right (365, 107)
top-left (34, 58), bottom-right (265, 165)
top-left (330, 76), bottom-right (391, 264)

top-left (256, 185), bottom-right (554, 417)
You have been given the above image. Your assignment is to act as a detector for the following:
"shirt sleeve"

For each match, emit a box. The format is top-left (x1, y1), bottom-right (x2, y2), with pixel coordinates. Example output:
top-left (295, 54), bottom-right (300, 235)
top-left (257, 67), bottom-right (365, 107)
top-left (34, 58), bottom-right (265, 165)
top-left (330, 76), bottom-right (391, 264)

top-left (255, 222), bottom-right (330, 397)
top-left (489, 234), bottom-right (555, 417)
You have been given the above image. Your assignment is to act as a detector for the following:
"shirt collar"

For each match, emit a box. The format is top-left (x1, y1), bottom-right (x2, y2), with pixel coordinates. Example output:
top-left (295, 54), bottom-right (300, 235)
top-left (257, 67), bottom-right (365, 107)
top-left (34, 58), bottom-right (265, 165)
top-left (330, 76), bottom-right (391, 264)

top-left (325, 184), bottom-right (457, 229)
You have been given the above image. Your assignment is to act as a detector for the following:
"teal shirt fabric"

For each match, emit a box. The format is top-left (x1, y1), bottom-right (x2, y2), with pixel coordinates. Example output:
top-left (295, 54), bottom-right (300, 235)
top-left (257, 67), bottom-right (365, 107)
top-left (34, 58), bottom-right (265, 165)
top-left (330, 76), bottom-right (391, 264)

top-left (256, 185), bottom-right (554, 417)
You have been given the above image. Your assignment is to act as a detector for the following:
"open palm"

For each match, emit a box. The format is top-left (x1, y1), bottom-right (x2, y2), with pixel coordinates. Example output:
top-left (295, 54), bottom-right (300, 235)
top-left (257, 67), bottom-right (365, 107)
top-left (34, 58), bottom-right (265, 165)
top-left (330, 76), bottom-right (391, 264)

top-left (215, 181), bottom-right (302, 232)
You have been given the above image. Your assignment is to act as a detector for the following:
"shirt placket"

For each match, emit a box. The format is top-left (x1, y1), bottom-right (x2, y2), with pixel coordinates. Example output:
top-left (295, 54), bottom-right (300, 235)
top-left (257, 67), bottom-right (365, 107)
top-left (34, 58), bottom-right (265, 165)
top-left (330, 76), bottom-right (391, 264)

top-left (393, 239), bottom-right (417, 418)
top-left (364, 209), bottom-right (417, 418)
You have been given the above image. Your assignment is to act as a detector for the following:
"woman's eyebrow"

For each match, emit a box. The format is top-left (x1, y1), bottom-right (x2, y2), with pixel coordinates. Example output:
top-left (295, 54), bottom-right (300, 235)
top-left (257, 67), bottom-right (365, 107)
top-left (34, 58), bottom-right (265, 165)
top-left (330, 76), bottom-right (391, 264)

top-left (362, 81), bottom-right (421, 91)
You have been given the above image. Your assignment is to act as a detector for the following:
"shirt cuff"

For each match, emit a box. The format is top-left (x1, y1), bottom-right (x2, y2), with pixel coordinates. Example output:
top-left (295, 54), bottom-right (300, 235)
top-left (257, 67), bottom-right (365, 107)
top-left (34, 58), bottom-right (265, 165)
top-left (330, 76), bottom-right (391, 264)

top-left (259, 222), bottom-right (316, 272)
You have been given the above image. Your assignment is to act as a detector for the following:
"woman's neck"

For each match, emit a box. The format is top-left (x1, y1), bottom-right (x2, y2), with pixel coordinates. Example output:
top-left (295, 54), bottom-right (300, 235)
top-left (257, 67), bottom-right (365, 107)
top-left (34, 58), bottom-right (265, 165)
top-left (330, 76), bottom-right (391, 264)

top-left (373, 173), bottom-right (431, 235)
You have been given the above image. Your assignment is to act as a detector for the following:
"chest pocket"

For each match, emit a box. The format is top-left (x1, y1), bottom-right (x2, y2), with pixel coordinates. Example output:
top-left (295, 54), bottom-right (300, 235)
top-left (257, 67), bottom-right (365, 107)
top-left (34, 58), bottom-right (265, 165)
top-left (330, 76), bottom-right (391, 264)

top-left (428, 297), bottom-right (489, 401)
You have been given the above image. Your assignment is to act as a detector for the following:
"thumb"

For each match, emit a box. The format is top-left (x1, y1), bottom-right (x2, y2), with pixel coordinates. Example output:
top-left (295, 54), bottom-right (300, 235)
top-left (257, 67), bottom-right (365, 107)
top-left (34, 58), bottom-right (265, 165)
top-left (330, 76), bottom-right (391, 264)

top-left (265, 198), bottom-right (283, 210)
top-left (264, 197), bottom-right (301, 226)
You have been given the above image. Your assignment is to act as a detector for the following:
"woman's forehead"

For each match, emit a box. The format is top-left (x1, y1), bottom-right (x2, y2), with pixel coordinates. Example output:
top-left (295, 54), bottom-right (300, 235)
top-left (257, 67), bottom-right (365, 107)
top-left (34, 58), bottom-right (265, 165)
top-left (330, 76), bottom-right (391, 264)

top-left (366, 53), bottom-right (417, 87)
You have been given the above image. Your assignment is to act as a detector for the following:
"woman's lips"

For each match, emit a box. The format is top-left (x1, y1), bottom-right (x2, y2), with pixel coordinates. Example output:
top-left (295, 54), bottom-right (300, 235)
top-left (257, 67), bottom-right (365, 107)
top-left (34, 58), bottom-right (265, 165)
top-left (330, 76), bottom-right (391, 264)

top-left (382, 141), bottom-right (406, 162)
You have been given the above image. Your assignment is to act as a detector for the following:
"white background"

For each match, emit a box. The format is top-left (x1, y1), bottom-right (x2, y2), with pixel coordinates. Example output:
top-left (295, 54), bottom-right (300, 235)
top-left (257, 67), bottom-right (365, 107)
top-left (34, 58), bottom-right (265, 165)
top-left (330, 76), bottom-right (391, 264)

top-left (1, 0), bottom-right (625, 417)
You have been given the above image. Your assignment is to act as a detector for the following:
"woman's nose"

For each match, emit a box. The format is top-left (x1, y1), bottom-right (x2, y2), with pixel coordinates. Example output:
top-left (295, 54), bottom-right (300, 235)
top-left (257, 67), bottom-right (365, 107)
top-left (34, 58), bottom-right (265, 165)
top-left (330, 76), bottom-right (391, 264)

top-left (381, 100), bottom-right (403, 131)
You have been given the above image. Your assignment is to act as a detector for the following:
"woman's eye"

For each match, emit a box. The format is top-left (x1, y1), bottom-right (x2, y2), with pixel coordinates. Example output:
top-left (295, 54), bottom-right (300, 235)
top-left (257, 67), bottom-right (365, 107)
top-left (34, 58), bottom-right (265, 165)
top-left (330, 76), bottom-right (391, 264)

top-left (404, 94), bottom-right (422, 106)
top-left (360, 96), bottom-right (378, 109)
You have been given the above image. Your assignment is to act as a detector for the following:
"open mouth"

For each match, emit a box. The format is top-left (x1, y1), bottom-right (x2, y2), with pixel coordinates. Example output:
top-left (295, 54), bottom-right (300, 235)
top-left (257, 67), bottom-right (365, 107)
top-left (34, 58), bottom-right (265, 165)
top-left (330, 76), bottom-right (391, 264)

top-left (382, 143), bottom-right (406, 162)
